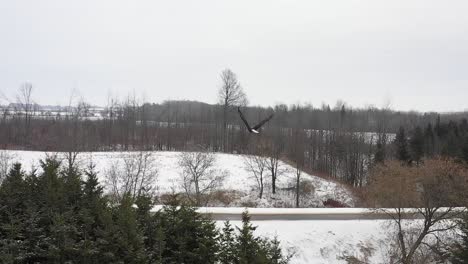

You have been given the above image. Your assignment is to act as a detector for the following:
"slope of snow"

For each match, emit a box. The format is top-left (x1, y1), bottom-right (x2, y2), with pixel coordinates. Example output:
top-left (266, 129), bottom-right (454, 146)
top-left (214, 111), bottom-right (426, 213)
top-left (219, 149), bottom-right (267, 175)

top-left (0, 150), bottom-right (354, 207)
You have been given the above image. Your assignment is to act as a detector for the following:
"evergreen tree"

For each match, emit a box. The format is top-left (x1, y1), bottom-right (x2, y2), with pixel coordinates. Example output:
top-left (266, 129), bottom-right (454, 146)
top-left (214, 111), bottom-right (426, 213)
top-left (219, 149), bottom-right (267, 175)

top-left (110, 193), bottom-right (147, 263)
top-left (38, 157), bottom-right (65, 213)
top-left (374, 141), bottom-right (385, 164)
top-left (218, 221), bottom-right (237, 264)
top-left (409, 126), bottom-right (424, 165)
top-left (0, 159), bottom-right (292, 264)
top-left (443, 125), bottom-right (460, 158)
top-left (37, 157), bottom-right (80, 263)
top-left (62, 162), bottom-right (82, 209)
top-left (78, 163), bottom-right (115, 263)
top-left (461, 135), bottom-right (468, 164)
top-left (82, 163), bottom-right (104, 207)
top-left (435, 114), bottom-right (444, 137)
top-left (234, 211), bottom-right (292, 264)
top-left (237, 211), bottom-right (264, 264)
top-left (267, 236), bottom-right (288, 264)
top-left (0, 163), bottom-right (26, 212)
top-left (452, 214), bottom-right (468, 263)
top-left (424, 123), bottom-right (435, 157)
top-left (21, 169), bottom-right (48, 263)
top-left (0, 163), bottom-right (27, 262)
top-left (159, 202), bottom-right (219, 264)
top-left (394, 126), bottom-right (410, 163)
top-left (135, 192), bottom-right (165, 263)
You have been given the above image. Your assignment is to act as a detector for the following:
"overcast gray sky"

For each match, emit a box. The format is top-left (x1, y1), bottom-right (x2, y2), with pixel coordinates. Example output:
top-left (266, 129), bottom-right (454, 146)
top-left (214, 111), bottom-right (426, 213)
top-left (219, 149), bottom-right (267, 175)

top-left (1, 0), bottom-right (467, 112)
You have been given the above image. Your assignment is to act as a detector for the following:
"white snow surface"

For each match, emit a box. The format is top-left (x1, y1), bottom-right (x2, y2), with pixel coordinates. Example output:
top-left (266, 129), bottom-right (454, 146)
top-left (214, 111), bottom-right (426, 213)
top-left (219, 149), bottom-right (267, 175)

top-left (218, 219), bottom-right (387, 264)
top-left (0, 150), bottom-right (354, 207)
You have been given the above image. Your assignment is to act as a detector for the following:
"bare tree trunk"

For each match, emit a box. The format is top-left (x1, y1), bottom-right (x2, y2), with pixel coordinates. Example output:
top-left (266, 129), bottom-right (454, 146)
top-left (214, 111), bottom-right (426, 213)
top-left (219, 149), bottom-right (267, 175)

top-left (295, 165), bottom-right (301, 208)
top-left (223, 103), bottom-right (227, 152)
top-left (271, 166), bottom-right (276, 194)
top-left (243, 154), bottom-right (267, 199)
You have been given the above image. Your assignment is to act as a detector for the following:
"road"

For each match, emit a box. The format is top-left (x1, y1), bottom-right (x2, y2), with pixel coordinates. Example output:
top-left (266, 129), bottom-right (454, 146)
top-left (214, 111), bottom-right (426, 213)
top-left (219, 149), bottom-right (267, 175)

top-left (151, 206), bottom-right (464, 221)
top-left (150, 206), bottom-right (438, 221)
top-left (196, 207), bottom-right (401, 221)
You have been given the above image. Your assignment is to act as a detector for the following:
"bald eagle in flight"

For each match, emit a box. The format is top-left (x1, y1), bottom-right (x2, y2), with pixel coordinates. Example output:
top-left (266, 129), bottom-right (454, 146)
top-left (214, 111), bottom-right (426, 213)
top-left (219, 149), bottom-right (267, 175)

top-left (237, 107), bottom-right (274, 134)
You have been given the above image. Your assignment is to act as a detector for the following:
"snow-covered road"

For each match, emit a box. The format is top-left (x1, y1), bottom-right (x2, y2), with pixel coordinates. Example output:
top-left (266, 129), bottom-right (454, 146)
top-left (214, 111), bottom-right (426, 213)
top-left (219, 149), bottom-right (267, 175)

top-left (196, 207), bottom-right (394, 220)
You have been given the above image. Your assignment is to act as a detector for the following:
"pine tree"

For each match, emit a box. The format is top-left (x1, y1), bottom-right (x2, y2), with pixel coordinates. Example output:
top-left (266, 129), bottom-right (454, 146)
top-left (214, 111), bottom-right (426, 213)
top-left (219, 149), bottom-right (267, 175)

top-left (443, 124), bottom-right (460, 158)
top-left (38, 157), bottom-right (65, 213)
top-left (82, 163), bottom-right (104, 207)
top-left (218, 221), bottom-right (237, 264)
top-left (237, 211), bottom-right (262, 264)
top-left (394, 126), bottom-right (410, 163)
top-left (452, 214), bottom-right (468, 263)
top-left (159, 203), bottom-right (219, 264)
top-left (374, 139), bottom-right (386, 164)
top-left (0, 163), bottom-right (27, 262)
top-left (424, 123), bottom-right (435, 157)
top-left (0, 163), bottom-right (26, 212)
top-left (78, 163), bottom-right (114, 263)
top-left (268, 236), bottom-right (288, 264)
top-left (410, 126), bottom-right (424, 165)
top-left (462, 135), bottom-right (468, 164)
top-left (21, 169), bottom-right (48, 263)
top-left (0, 157), bottom-right (293, 264)
top-left (35, 158), bottom-right (80, 263)
top-left (435, 114), bottom-right (443, 137)
top-left (135, 193), bottom-right (165, 263)
top-left (233, 211), bottom-right (292, 264)
top-left (62, 163), bottom-right (82, 209)
top-left (111, 193), bottom-right (147, 263)
top-left (459, 119), bottom-right (468, 163)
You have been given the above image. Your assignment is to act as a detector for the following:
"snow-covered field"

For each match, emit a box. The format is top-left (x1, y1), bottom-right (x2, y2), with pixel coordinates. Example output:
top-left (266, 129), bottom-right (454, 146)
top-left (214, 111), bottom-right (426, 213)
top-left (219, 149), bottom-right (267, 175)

top-left (0, 150), bottom-right (354, 207)
top-left (221, 219), bottom-right (388, 264)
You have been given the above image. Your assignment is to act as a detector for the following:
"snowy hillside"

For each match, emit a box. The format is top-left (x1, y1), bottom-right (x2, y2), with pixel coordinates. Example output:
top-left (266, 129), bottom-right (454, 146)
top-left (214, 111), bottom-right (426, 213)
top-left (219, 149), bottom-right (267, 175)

top-left (0, 150), bottom-right (354, 207)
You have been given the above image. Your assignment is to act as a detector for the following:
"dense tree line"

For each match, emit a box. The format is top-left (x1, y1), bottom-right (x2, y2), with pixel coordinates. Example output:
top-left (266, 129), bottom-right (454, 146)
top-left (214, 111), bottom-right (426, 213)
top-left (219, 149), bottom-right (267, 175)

top-left (2, 98), bottom-right (468, 187)
top-left (0, 158), bottom-right (291, 264)
top-left (2, 77), bottom-right (468, 188)
top-left (391, 118), bottom-right (468, 165)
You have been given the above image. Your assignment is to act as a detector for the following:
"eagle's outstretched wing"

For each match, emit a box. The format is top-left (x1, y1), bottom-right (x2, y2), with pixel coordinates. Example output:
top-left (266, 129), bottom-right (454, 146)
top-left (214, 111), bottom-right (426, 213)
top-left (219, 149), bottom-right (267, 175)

top-left (253, 113), bottom-right (274, 130)
top-left (237, 107), bottom-right (252, 131)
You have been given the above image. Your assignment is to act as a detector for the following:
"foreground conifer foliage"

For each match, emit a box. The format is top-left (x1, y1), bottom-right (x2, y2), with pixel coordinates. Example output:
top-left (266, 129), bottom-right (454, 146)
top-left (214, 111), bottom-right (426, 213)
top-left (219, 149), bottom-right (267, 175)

top-left (0, 158), bottom-right (291, 264)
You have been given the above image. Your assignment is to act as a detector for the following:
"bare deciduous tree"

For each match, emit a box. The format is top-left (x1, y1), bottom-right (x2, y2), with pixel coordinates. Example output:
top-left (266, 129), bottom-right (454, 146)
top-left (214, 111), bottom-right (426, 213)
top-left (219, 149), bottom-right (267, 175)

top-left (294, 162), bottom-right (303, 208)
top-left (367, 159), bottom-right (468, 264)
top-left (179, 151), bottom-right (226, 206)
top-left (243, 154), bottom-right (268, 199)
top-left (16, 83), bottom-right (34, 143)
top-left (264, 139), bottom-right (285, 195)
top-left (290, 105), bottom-right (306, 208)
top-left (218, 69), bottom-right (247, 152)
top-left (106, 151), bottom-right (159, 201)
top-left (0, 150), bottom-right (15, 183)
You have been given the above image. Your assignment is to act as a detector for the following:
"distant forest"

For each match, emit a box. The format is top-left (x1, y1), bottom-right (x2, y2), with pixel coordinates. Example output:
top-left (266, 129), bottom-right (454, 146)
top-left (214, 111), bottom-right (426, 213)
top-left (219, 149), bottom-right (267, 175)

top-left (2, 78), bottom-right (468, 188)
